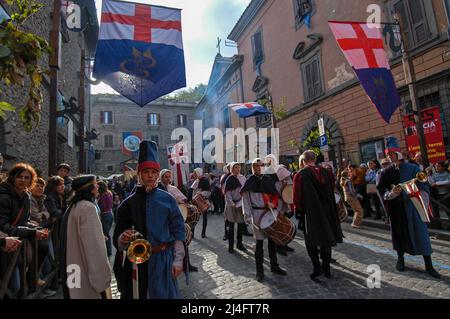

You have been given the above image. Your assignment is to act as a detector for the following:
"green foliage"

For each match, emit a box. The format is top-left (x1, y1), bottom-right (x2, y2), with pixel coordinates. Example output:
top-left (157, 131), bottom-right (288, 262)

top-left (161, 83), bottom-right (207, 102)
top-left (302, 126), bottom-right (331, 156)
top-left (0, 0), bottom-right (50, 131)
top-left (257, 96), bottom-right (288, 120)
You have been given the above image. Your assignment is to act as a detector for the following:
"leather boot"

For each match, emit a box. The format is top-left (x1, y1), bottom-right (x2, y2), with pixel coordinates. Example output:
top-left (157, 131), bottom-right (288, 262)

top-left (396, 252), bottom-right (405, 272)
top-left (236, 223), bottom-right (247, 252)
top-left (424, 255), bottom-right (441, 279)
top-left (307, 245), bottom-right (322, 281)
top-left (228, 223), bottom-right (234, 253)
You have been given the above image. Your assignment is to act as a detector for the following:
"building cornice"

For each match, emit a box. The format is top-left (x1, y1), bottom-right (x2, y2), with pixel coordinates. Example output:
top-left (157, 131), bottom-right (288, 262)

top-left (228, 0), bottom-right (267, 42)
top-left (198, 55), bottom-right (244, 107)
top-left (91, 94), bottom-right (197, 108)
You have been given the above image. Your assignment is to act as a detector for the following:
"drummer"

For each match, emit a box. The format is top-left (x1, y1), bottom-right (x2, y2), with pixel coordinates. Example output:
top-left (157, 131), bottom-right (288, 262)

top-left (242, 158), bottom-right (287, 282)
top-left (223, 162), bottom-right (247, 253)
top-left (264, 154), bottom-right (295, 255)
top-left (159, 169), bottom-right (198, 272)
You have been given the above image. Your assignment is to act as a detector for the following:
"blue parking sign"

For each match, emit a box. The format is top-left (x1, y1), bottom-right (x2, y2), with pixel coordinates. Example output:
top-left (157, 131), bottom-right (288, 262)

top-left (319, 135), bottom-right (328, 147)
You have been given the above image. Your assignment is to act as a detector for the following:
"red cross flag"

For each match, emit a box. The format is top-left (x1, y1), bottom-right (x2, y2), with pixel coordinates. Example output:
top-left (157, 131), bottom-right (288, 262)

top-left (328, 21), bottom-right (401, 123)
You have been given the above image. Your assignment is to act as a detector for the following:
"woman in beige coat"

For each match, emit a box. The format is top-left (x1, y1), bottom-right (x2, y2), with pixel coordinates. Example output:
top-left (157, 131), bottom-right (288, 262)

top-left (60, 175), bottom-right (111, 299)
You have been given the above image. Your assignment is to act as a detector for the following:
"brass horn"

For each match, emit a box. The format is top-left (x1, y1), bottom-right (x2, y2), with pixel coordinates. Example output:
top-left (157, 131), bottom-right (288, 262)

top-left (127, 228), bottom-right (151, 264)
top-left (393, 171), bottom-right (428, 193)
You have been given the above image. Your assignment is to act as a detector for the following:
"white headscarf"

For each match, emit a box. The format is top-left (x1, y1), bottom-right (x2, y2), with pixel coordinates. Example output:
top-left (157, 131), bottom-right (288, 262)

top-left (251, 158), bottom-right (263, 174)
top-left (159, 169), bottom-right (171, 181)
top-left (193, 167), bottom-right (203, 177)
top-left (264, 154), bottom-right (279, 174)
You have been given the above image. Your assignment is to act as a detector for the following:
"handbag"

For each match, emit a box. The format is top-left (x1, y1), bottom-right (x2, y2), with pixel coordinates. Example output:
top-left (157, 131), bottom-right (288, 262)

top-left (366, 183), bottom-right (378, 194)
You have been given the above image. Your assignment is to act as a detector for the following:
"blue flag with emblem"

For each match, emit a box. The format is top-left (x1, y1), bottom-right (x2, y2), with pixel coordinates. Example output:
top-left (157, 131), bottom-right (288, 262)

top-left (93, 0), bottom-right (186, 106)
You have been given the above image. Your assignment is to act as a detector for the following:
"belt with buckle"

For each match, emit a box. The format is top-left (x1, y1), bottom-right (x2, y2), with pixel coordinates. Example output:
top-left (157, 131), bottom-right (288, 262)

top-left (151, 242), bottom-right (173, 253)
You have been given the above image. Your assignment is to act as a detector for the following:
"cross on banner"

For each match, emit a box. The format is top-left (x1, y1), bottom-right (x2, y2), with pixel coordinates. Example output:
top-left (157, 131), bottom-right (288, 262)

top-left (167, 142), bottom-right (189, 187)
top-left (101, 4), bottom-right (182, 42)
top-left (336, 24), bottom-right (384, 68)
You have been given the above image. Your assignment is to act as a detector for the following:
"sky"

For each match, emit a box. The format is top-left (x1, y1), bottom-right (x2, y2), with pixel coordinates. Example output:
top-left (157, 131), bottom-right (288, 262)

top-left (91, 0), bottom-right (251, 95)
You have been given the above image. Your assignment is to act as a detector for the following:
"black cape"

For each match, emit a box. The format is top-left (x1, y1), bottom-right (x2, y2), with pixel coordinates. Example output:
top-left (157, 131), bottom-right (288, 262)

top-left (241, 174), bottom-right (278, 195)
top-left (296, 166), bottom-right (343, 247)
top-left (224, 175), bottom-right (242, 191)
top-left (377, 165), bottom-right (414, 254)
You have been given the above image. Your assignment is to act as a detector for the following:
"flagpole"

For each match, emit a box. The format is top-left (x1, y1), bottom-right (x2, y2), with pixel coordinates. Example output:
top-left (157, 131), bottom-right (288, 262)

top-left (394, 14), bottom-right (429, 167)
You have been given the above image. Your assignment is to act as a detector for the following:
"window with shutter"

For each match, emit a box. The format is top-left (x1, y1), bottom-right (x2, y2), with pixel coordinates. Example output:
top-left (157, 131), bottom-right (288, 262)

top-left (101, 111), bottom-right (113, 124)
top-left (150, 135), bottom-right (159, 146)
top-left (408, 0), bottom-right (427, 44)
top-left (223, 108), bottom-right (230, 129)
top-left (252, 30), bottom-right (264, 69)
top-left (293, 0), bottom-right (313, 30)
top-left (302, 55), bottom-right (323, 102)
top-left (148, 113), bottom-right (158, 126)
top-left (104, 135), bottom-right (113, 148)
top-left (392, 0), bottom-right (430, 48)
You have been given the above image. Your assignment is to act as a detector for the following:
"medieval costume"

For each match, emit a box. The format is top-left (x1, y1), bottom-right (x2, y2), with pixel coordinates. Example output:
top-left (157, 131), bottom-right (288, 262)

top-left (60, 175), bottom-right (111, 299)
top-left (377, 137), bottom-right (440, 278)
top-left (224, 162), bottom-right (247, 253)
top-left (190, 168), bottom-right (211, 238)
top-left (265, 154), bottom-right (295, 254)
top-left (220, 164), bottom-right (232, 241)
top-left (113, 141), bottom-right (187, 299)
top-left (159, 169), bottom-right (198, 272)
top-left (242, 158), bottom-right (287, 282)
top-left (293, 159), bottom-right (343, 281)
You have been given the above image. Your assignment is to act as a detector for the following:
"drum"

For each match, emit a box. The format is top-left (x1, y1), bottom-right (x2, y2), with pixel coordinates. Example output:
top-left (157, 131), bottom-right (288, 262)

top-left (178, 203), bottom-right (188, 221)
top-left (192, 193), bottom-right (210, 213)
top-left (259, 210), bottom-right (296, 246)
top-left (335, 191), bottom-right (348, 223)
top-left (185, 224), bottom-right (193, 246)
top-left (185, 204), bottom-right (201, 229)
top-left (281, 184), bottom-right (293, 204)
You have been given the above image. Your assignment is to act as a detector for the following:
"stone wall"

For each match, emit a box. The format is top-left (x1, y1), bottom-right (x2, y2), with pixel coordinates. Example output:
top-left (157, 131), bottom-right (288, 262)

top-left (0, 0), bottom-right (92, 177)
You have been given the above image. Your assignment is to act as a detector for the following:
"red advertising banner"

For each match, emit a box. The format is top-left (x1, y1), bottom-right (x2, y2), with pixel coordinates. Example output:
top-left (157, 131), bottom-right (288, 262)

top-left (403, 106), bottom-right (446, 164)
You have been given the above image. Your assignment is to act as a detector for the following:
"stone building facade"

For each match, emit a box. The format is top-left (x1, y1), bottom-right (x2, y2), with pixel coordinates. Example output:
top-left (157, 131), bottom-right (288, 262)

top-left (196, 54), bottom-right (247, 171)
top-left (227, 0), bottom-right (450, 168)
top-left (0, 0), bottom-right (98, 176)
top-left (90, 94), bottom-right (197, 177)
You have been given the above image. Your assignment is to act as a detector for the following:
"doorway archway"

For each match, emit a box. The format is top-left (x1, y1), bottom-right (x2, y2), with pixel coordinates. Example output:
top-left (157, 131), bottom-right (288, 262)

top-left (300, 113), bottom-right (343, 166)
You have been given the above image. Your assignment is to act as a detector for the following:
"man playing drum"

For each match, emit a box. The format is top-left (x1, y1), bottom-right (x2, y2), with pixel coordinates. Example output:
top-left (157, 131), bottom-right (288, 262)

top-left (159, 169), bottom-right (199, 272)
top-left (264, 154), bottom-right (295, 255)
top-left (224, 162), bottom-right (248, 253)
top-left (293, 150), bottom-right (343, 282)
top-left (242, 158), bottom-right (287, 282)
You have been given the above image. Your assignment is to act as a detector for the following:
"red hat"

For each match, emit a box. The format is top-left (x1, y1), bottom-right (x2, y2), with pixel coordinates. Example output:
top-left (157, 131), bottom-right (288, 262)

top-left (138, 141), bottom-right (160, 172)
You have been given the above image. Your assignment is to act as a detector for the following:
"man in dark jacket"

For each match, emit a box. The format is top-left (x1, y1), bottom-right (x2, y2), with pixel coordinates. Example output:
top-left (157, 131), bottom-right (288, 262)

top-left (293, 150), bottom-right (343, 281)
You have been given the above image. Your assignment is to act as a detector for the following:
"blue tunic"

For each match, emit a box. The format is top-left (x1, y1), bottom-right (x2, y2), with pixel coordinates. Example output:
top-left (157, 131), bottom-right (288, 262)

top-left (398, 163), bottom-right (432, 256)
top-left (144, 189), bottom-right (185, 299)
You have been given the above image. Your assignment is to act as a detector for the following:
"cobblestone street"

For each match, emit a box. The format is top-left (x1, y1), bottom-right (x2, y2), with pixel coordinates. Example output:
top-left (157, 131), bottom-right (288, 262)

top-left (172, 214), bottom-right (450, 299)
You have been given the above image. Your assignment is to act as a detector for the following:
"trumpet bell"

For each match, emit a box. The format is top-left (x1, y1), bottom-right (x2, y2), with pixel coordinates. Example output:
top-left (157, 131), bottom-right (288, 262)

top-left (416, 171), bottom-right (428, 182)
top-left (127, 239), bottom-right (152, 264)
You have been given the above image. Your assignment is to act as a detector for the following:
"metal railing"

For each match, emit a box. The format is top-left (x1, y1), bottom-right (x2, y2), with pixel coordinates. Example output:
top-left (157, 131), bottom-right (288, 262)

top-left (0, 222), bottom-right (60, 299)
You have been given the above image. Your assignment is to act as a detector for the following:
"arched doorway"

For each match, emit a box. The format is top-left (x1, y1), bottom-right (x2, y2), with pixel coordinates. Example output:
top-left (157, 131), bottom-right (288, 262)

top-left (300, 113), bottom-right (343, 167)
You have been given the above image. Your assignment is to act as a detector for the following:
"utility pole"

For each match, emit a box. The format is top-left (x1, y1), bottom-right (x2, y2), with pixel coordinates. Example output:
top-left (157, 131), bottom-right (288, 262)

top-left (395, 14), bottom-right (429, 167)
top-left (48, 0), bottom-right (61, 176)
top-left (79, 49), bottom-right (86, 173)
